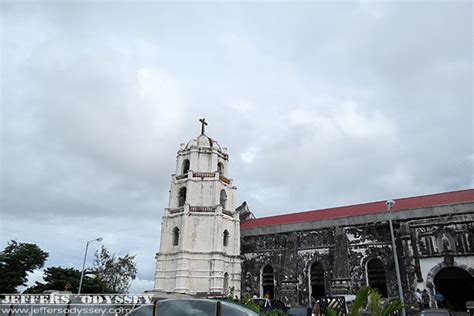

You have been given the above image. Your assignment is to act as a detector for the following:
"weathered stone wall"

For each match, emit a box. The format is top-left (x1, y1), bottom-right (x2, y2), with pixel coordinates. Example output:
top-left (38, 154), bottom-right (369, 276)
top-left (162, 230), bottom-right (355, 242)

top-left (241, 224), bottom-right (398, 306)
top-left (240, 202), bottom-right (474, 307)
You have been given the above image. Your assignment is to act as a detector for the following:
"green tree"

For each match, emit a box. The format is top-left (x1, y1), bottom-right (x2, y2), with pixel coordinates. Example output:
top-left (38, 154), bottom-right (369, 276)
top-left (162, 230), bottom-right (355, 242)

top-left (25, 267), bottom-right (112, 293)
top-left (93, 246), bottom-right (137, 293)
top-left (241, 293), bottom-right (261, 313)
top-left (0, 240), bottom-right (48, 293)
top-left (25, 267), bottom-right (112, 294)
top-left (367, 289), bottom-right (405, 316)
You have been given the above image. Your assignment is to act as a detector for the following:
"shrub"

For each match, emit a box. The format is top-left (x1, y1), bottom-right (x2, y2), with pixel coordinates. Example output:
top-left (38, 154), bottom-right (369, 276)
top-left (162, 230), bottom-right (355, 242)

top-left (328, 286), bottom-right (405, 316)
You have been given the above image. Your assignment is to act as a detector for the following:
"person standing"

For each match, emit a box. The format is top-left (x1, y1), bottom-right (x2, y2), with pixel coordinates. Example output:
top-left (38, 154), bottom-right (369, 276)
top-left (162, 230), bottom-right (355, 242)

top-left (434, 291), bottom-right (444, 308)
top-left (416, 289), bottom-right (423, 310)
top-left (422, 289), bottom-right (430, 309)
top-left (312, 301), bottom-right (321, 316)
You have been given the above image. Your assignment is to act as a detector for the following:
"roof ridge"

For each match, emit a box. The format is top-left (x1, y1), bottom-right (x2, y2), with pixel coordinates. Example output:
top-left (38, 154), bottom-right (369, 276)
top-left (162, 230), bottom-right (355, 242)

top-left (241, 188), bottom-right (474, 229)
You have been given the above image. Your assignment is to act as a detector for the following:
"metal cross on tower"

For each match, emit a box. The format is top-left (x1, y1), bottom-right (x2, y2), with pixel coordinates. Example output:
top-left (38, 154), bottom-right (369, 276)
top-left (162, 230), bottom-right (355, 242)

top-left (199, 118), bottom-right (207, 134)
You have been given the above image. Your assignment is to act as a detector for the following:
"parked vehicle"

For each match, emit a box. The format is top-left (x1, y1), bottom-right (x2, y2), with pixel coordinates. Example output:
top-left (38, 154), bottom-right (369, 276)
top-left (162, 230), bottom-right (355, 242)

top-left (127, 299), bottom-right (259, 316)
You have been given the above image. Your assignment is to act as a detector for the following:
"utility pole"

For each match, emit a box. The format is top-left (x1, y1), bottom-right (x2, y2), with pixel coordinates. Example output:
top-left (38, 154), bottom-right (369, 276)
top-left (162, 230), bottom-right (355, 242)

top-left (386, 199), bottom-right (405, 316)
top-left (78, 237), bottom-right (103, 294)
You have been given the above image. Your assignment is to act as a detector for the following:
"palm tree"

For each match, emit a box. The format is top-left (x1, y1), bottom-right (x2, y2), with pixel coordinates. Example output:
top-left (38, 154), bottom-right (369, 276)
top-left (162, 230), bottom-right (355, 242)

top-left (328, 286), bottom-right (405, 316)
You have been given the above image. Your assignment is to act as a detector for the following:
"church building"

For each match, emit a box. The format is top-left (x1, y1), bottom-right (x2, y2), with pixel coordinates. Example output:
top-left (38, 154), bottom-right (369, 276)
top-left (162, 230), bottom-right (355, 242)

top-left (240, 189), bottom-right (474, 310)
top-left (154, 121), bottom-right (474, 311)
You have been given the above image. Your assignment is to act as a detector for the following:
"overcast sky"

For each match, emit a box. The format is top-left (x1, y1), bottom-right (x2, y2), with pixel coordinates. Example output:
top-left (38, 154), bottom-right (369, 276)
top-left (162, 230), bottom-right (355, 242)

top-left (1, 1), bottom-right (472, 293)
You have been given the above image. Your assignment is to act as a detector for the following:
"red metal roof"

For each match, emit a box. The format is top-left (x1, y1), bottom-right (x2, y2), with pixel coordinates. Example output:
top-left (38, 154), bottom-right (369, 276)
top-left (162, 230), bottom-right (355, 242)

top-left (240, 188), bottom-right (474, 229)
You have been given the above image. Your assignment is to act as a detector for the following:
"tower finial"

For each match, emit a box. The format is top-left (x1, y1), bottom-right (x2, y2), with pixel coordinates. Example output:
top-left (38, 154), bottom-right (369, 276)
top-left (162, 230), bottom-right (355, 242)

top-left (199, 118), bottom-right (208, 135)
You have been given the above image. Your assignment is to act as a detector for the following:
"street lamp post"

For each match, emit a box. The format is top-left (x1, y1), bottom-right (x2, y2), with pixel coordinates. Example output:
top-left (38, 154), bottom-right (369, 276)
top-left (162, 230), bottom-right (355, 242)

top-left (386, 200), bottom-right (405, 316)
top-left (78, 237), bottom-right (103, 294)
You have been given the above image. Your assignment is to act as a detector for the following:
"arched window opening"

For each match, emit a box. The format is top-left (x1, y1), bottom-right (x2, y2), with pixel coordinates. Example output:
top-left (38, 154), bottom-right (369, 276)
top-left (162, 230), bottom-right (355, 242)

top-left (223, 272), bottom-right (229, 295)
top-left (367, 259), bottom-right (388, 297)
top-left (178, 187), bottom-right (187, 207)
top-left (217, 162), bottom-right (224, 175)
top-left (182, 159), bottom-right (190, 174)
top-left (310, 262), bottom-right (326, 301)
top-left (220, 189), bottom-right (227, 209)
top-left (261, 265), bottom-right (274, 299)
top-left (223, 230), bottom-right (230, 247)
top-left (172, 227), bottom-right (180, 246)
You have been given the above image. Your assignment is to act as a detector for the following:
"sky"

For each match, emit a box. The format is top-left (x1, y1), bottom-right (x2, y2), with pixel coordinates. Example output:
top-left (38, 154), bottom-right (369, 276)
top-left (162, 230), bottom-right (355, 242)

top-left (1, 1), bottom-right (472, 293)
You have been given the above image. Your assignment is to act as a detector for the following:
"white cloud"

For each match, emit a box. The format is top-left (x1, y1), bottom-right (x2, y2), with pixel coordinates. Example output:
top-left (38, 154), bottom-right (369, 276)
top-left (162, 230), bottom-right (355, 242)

top-left (18, 270), bottom-right (45, 293)
top-left (129, 278), bottom-right (155, 294)
top-left (1, 1), bottom-right (472, 290)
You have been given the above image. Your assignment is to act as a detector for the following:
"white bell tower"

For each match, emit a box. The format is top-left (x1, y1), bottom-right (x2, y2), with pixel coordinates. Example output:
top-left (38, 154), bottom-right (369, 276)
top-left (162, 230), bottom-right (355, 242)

top-left (154, 119), bottom-right (241, 296)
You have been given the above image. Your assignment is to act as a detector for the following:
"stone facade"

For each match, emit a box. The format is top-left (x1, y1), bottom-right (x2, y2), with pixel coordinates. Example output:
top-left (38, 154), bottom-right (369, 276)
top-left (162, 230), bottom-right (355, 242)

top-left (154, 129), bottom-right (241, 296)
top-left (240, 197), bottom-right (474, 309)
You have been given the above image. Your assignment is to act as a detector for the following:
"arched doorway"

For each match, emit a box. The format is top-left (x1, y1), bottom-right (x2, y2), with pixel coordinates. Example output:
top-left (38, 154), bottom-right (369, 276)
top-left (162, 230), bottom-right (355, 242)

top-left (261, 265), bottom-right (274, 299)
top-left (310, 262), bottom-right (325, 301)
top-left (367, 259), bottom-right (388, 297)
top-left (434, 267), bottom-right (474, 311)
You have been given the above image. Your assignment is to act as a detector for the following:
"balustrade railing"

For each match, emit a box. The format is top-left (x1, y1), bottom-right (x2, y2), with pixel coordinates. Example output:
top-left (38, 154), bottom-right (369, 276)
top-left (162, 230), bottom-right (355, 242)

top-left (189, 206), bottom-right (216, 213)
top-left (193, 172), bottom-right (216, 178)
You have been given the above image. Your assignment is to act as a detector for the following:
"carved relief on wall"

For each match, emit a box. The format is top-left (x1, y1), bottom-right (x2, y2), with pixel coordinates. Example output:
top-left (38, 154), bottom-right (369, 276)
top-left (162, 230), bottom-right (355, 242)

top-left (469, 227), bottom-right (474, 252)
top-left (437, 232), bottom-right (454, 253)
top-left (413, 222), bottom-right (474, 256)
top-left (252, 234), bottom-right (287, 251)
top-left (346, 225), bottom-right (390, 245)
top-left (298, 229), bottom-right (334, 249)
